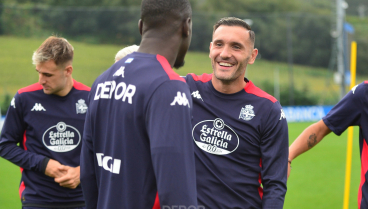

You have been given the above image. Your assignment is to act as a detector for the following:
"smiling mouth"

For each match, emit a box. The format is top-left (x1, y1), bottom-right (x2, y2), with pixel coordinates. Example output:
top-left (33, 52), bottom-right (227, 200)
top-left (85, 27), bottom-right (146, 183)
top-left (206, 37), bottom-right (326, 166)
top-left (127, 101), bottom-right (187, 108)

top-left (218, 62), bottom-right (234, 67)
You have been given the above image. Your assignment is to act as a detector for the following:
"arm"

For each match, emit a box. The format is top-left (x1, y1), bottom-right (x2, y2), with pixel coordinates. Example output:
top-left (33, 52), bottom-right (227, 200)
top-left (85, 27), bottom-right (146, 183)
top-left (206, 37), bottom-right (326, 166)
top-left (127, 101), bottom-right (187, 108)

top-left (260, 103), bottom-right (289, 209)
top-left (288, 120), bottom-right (331, 177)
top-left (288, 83), bottom-right (365, 176)
top-left (147, 81), bottom-right (197, 207)
top-left (80, 101), bottom-right (99, 209)
top-left (0, 93), bottom-right (48, 173)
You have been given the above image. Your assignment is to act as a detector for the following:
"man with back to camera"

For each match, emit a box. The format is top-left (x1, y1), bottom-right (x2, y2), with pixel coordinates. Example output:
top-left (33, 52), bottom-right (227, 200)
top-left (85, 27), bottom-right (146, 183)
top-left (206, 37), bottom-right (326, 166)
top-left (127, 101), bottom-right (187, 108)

top-left (184, 17), bottom-right (289, 208)
top-left (80, 0), bottom-right (198, 208)
top-left (0, 36), bottom-right (90, 208)
top-left (288, 81), bottom-right (368, 208)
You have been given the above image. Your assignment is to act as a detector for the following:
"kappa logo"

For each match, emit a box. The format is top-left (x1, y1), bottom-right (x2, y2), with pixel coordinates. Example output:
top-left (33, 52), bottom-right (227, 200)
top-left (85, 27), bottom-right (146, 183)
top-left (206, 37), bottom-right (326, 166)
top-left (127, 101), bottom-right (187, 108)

top-left (280, 109), bottom-right (286, 120)
top-left (113, 66), bottom-right (125, 78)
top-left (96, 153), bottom-right (121, 174)
top-left (76, 99), bottom-right (88, 114)
top-left (239, 105), bottom-right (255, 121)
top-left (31, 103), bottom-right (46, 111)
top-left (170, 92), bottom-right (190, 107)
top-left (11, 97), bottom-right (16, 108)
top-left (352, 84), bottom-right (359, 94)
top-left (191, 91), bottom-right (203, 101)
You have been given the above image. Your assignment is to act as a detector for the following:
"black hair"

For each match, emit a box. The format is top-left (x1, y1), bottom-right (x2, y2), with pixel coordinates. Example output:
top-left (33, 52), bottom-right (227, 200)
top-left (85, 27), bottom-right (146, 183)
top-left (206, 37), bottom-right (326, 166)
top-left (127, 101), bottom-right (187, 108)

top-left (141, 0), bottom-right (192, 30)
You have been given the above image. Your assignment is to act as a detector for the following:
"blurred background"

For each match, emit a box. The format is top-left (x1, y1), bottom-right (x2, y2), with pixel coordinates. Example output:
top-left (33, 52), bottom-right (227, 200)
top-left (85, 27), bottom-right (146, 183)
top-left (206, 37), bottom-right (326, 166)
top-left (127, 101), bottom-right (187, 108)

top-left (0, 0), bottom-right (367, 208)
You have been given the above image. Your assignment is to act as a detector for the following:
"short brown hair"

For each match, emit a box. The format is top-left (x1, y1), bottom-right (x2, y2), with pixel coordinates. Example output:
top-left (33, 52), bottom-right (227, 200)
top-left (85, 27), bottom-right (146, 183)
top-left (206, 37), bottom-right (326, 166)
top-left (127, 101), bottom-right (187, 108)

top-left (213, 17), bottom-right (255, 46)
top-left (32, 36), bottom-right (74, 67)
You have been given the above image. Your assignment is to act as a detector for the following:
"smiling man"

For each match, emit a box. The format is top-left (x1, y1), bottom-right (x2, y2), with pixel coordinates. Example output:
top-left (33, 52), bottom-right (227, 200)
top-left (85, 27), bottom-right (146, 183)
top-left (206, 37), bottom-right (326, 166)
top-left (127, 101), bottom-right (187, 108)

top-left (0, 36), bottom-right (90, 209)
top-left (185, 17), bottom-right (289, 208)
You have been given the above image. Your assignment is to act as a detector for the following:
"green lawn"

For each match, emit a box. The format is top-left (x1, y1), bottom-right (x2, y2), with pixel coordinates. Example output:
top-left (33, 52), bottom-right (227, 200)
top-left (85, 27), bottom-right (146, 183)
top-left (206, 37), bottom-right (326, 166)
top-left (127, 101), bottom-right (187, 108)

top-left (1, 36), bottom-right (367, 104)
top-left (285, 122), bottom-right (360, 209)
top-left (0, 122), bottom-right (361, 208)
top-left (0, 157), bottom-right (22, 208)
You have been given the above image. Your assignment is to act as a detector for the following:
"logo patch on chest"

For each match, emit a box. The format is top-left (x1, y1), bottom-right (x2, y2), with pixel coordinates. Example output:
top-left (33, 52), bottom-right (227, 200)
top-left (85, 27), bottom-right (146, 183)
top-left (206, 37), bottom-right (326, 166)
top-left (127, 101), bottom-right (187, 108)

top-left (42, 122), bottom-right (81, 152)
top-left (239, 104), bottom-right (255, 121)
top-left (76, 99), bottom-right (88, 114)
top-left (192, 118), bottom-right (239, 155)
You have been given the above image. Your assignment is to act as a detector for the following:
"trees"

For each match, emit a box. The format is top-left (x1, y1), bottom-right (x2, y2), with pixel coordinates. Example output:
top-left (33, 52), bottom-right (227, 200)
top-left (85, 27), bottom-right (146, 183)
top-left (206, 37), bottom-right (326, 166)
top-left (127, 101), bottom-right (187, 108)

top-left (0, 0), bottom-right (367, 74)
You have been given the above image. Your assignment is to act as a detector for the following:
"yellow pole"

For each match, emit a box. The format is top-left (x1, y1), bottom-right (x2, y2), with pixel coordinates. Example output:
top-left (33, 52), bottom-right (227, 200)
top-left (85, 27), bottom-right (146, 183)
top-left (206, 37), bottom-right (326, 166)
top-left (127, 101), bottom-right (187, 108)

top-left (342, 41), bottom-right (357, 209)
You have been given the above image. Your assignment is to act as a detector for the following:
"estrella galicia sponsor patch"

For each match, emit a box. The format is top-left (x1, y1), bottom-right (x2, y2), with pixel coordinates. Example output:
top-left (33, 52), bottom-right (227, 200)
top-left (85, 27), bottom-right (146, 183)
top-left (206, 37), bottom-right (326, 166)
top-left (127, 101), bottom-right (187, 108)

top-left (42, 122), bottom-right (81, 152)
top-left (192, 118), bottom-right (239, 155)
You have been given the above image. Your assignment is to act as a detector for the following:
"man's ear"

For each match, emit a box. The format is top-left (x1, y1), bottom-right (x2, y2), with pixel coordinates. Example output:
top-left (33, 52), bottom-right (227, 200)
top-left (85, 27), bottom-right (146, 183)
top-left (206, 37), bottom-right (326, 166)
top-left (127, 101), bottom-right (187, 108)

top-left (65, 65), bottom-right (73, 77)
top-left (138, 19), bottom-right (143, 35)
top-left (182, 17), bottom-right (191, 37)
top-left (248, 48), bottom-right (259, 65)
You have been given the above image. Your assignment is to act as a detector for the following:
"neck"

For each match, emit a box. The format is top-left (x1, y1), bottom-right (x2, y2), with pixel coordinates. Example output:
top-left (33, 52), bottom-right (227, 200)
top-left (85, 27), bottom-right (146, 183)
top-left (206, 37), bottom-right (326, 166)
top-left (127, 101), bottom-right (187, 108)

top-left (138, 33), bottom-right (181, 68)
top-left (211, 76), bottom-right (247, 94)
top-left (57, 77), bottom-right (74, 97)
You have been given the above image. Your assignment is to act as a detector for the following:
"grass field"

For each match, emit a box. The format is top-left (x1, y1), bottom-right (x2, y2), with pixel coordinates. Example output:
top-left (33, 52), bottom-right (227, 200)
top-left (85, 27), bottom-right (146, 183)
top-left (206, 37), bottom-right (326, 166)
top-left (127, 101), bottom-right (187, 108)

top-left (0, 122), bottom-right (361, 208)
top-left (1, 36), bottom-right (367, 105)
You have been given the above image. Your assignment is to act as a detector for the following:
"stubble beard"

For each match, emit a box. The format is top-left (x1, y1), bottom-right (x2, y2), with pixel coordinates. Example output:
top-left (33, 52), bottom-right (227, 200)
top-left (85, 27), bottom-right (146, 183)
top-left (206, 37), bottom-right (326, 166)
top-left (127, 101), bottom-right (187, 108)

top-left (213, 62), bottom-right (247, 85)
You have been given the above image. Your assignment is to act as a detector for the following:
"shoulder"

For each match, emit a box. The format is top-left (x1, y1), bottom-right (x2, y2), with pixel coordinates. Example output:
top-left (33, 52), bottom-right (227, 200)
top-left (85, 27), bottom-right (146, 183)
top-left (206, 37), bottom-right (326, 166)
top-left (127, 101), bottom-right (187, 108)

top-left (185, 73), bottom-right (212, 83)
top-left (351, 81), bottom-right (368, 94)
top-left (244, 80), bottom-right (277, 103)
top-left (73, 80), bottom-right (91, 91)
top-left (155, 54), bottom-right (186, 83)
top-left (18, 83), bottom-right (43, 95)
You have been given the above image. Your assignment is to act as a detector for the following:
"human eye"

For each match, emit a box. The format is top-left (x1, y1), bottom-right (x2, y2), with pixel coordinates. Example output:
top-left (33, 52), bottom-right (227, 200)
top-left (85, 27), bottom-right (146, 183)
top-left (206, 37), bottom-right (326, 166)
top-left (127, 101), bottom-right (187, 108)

top-left (214, 42), bottom-right (222, 47)
top-left (233, 45), bottom-right (241, 49)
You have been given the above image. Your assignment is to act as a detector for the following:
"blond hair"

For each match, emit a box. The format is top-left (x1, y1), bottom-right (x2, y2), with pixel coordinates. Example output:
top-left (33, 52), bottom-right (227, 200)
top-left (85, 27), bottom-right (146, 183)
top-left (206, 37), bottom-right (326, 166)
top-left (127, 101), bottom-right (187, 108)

top-left (32, 36), bottom-right (74, 67)
top-left (115, 45), bottom-right (139, 63)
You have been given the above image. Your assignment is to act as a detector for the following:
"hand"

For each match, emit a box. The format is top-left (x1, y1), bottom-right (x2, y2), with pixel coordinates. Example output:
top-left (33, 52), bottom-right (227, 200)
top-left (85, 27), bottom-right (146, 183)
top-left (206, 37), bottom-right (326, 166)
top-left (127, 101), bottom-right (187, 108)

top-left (54, 166), bottom-right (81, 189)
top-left (287, 161), bottom-right (291, 179)
top-left (45, 159), bottom-right (67, 178)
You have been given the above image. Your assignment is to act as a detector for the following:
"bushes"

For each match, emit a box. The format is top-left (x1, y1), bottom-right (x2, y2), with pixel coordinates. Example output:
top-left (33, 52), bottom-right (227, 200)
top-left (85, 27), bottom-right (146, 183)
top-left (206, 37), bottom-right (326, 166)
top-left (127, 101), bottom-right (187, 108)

top-left (0, 6), bottom-right (334, 68)
top-left (259, 80), bottom-right (319, 106)
top-left (0, 5), bottom-right (367, 75)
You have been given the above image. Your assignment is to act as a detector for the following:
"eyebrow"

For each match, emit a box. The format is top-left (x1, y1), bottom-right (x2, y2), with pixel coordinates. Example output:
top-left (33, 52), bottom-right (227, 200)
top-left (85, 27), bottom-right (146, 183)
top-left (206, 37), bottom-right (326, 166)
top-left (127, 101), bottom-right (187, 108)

top-left (35, 69), bottom-right (53, 75)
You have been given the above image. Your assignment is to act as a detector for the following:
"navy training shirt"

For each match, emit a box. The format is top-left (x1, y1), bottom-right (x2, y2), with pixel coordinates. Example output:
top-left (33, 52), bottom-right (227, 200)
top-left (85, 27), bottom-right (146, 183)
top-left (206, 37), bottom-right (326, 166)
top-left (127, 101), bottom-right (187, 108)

top-left (323, 81), bottom-right (368, 209)
top-left (0, 80), bottom-right (90, 207)
top-left (185, 73), bottom-right (288, 209)
top-left (80, 52), bottom-right (197, 209)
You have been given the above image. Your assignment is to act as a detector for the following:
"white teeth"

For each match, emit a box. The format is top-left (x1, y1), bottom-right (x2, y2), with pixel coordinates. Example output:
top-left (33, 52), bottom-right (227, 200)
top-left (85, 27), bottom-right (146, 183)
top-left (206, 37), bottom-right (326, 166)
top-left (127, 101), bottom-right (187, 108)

top-left (219, 62), bottom-right (233, 67)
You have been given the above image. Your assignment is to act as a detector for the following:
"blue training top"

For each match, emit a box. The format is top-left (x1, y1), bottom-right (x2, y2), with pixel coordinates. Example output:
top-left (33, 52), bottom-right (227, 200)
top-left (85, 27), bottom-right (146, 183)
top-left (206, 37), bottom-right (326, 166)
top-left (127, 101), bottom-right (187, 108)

top-left (0, 80), bottom-right (90, 208)
top-left (323, 81), bottom-right (368, 209)
top-left (185, 73), bottom-right (288, 209)
top-left (80, 52), bottom-right (197, 209)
